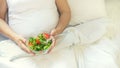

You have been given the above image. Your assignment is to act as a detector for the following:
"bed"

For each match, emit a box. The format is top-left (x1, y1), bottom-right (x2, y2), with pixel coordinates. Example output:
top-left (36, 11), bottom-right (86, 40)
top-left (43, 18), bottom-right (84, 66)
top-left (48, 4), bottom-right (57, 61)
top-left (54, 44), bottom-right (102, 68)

top-left (0, 0), bottom-right (120, 68)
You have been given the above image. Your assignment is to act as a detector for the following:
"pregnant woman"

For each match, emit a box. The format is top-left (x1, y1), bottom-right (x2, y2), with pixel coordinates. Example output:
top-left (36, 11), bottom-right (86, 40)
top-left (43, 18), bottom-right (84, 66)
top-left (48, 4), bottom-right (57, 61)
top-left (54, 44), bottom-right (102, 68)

top-left (0, 0), bottom-right (76, 68)
top-left (0, 0), bottom-right (73, 68)
top-left (0, 0), bottom-right (71, 55)
top-left (0, 0), bottom-right (112, 68)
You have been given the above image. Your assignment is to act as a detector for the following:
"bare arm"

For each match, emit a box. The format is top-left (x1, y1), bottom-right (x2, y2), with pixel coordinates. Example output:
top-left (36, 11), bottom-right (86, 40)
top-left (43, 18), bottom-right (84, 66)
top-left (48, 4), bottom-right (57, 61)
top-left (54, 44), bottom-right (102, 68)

top-left (51, 0), bottom-right (71, 36)
top-left (0, 0), bottom-right (7, 20)
top-left (0, 0), bottom-right (16, 40)
top-left (0, 0), bottom-right (34, 55)
top-left (0, 0), bottom-right (21, 41)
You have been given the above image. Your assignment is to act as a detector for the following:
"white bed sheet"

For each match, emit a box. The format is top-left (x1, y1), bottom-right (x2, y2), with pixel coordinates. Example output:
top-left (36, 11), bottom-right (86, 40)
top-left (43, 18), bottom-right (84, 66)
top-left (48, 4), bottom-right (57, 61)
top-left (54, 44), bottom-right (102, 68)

top-left (0, 37), bottom-right (119, 68)
top-left (0, 18), bottom-right (119, 68)
top-left (73, 37), bottom-right (120, 68)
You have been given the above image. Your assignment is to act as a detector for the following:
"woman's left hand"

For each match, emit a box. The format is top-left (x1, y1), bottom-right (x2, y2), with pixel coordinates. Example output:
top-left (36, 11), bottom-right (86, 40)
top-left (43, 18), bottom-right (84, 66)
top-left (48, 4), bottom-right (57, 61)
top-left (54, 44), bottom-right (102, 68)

top-left (47, 36), bottom-right (56, 53)
top-left (47, 28), bottom-right (64, 53)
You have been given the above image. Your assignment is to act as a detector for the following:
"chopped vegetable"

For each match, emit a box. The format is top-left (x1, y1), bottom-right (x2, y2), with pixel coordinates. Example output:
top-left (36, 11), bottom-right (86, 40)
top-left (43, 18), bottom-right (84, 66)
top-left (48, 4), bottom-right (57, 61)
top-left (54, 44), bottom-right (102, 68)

top-left (36, 39), bottom-right (41, 44)
top-left (43, 33), bottom-right (50, 39)
top-left (27, 33), bottom-right (52, 53)
top-left (28, 42), bottom-right (33, 46)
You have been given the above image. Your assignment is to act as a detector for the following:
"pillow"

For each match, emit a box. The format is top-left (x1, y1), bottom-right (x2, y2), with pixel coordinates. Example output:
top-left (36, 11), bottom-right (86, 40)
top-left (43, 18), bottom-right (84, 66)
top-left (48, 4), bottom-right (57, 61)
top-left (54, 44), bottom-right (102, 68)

top-left (68, 0), bottom-right (107, 25)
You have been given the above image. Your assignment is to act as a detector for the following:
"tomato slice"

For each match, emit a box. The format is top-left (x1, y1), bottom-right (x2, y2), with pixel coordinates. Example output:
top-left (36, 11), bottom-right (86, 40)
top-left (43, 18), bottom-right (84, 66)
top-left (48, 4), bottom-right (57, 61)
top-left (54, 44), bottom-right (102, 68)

top-left (36, 39), bottom-right (41, 44)
top-left (43, 33), bottom-right (50, 39)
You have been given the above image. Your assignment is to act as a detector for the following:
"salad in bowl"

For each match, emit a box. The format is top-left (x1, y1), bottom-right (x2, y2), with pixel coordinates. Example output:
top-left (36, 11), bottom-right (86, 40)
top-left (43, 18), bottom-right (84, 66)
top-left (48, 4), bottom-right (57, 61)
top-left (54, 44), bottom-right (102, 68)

top-left (27, 33), bottom-right (55, 54)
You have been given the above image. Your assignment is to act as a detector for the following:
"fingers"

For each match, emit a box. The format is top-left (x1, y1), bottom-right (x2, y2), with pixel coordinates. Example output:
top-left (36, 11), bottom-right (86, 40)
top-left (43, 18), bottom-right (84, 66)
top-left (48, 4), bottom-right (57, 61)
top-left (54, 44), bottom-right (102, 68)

top-left (50, 29), bottom-right (56, 36)
top-left (47, 36), bottom-right (56, 53)
top-left (18, 40), bottom-right (35, 55)
top-left (16, 35), bottom-right (56, 55)
top-left (19, 36), bottom-right (26, 43)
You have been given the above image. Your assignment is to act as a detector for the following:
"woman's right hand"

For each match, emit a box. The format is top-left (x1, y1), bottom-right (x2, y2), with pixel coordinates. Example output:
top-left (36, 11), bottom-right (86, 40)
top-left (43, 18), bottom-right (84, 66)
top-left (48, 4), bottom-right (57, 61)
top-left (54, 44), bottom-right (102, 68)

top-left (0, 19), bottom-right (35, 55)
top-left (14, 35), bottom-right (35, 55)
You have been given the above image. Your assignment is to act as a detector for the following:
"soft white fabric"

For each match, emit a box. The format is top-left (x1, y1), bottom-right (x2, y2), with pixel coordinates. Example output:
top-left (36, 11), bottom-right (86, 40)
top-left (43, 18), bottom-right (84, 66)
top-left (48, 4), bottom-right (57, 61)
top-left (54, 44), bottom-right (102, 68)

top-left (0, 0), bottom-right (110, 67)
top-left (0, 38), bottom-right (119, 68)
top-left (12, 48), bottom-right (77, 68)
top-left (0, 40), bottom-right (29, 61)
top-left (0, 18), bottom-right (108, 61)
top-left (0, 58), bottom-right (21, 68)
top-left (68, 0), bottom-right (107, 25)
top-left (0, 34), bottom-right (7, 41)
top-left (74, 18), bottom-right (108, 45)
top-left (59, 18), bottom-right (108, 46)
top-left (73, 37), bottom-right (120, 68)
top-left (7, 0), bottom-right (59, 39)
top-left (0, 39), bottom-right (77, 68)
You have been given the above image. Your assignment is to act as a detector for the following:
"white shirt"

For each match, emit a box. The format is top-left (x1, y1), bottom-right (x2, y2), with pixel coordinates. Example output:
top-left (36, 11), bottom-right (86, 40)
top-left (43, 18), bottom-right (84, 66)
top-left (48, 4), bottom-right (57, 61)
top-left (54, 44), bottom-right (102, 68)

top-left (7, 0), bottom-right (59, 38)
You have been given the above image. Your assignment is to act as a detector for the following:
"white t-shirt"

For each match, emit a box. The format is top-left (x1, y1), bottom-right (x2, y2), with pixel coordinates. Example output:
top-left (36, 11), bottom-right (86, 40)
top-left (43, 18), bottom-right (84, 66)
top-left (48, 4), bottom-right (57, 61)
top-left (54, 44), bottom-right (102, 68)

top-left (7, 0), bottom-right (59, 38)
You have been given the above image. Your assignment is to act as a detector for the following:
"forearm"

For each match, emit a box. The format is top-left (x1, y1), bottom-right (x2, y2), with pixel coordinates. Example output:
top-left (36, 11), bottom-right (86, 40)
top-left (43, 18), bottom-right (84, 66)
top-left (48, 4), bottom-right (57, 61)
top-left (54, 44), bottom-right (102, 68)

top-left (0, 19), bottom-right (19, 41)
top-left (55, 12), bottom-right (71, 31)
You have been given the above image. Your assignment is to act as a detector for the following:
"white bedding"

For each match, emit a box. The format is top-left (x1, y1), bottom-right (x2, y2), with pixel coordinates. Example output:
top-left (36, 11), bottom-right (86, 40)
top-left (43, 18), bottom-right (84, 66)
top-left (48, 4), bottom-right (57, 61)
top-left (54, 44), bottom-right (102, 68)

top-left (0, 18), bottom-right (119, 68)
top-left (73, 37), bottom-right (120, 68)
top-left (0, 18), bottom-right (107, 59)
top-left (0, 37), bottom-right (119, 68)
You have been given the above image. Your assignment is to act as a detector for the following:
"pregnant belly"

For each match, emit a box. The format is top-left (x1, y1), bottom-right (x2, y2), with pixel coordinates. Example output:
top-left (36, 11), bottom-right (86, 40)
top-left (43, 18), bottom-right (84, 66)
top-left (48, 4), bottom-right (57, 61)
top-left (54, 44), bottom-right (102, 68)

top-left (9, 10), bottom-right (58, 38)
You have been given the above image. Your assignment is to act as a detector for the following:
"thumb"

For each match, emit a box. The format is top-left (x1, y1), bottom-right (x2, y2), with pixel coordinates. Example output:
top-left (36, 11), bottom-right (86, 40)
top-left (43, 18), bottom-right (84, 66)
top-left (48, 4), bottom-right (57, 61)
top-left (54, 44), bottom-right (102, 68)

top-left (50, 29), bottom-right (56, 36)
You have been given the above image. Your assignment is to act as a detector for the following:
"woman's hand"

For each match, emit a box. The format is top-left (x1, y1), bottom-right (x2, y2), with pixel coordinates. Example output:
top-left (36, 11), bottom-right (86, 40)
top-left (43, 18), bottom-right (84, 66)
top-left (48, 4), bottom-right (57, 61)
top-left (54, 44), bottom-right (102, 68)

top-left (49, 0), bottom-right (71, 52)
top-left (0, 19), bottom-right (34, 55)
top-left (49, 27), bottom-right (65, 53)
top-left (47, 36), bottom-right (56, 53)
top-left (14, 35), bottom-right (35, 55)
top-left (48, 28), bottom-right (64, 53)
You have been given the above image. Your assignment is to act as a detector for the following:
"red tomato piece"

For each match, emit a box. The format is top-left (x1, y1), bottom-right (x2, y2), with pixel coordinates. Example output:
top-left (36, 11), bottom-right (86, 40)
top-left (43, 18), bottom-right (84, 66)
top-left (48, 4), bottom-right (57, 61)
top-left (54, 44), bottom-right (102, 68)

top-left (43, 33), bottom-right (50, 39)
top-left (36, 39), bottom-right (41, 44)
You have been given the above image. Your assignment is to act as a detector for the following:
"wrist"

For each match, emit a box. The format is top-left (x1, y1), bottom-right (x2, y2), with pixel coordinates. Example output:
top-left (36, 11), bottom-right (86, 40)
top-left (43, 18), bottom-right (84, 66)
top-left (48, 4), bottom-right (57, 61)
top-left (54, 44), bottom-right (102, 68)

top-left (55, 26), bottom-right (64, 32)
top-left (51, 26), bottom-right (66, 36)
top-left (10, 33), bottom-right (20, 42)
